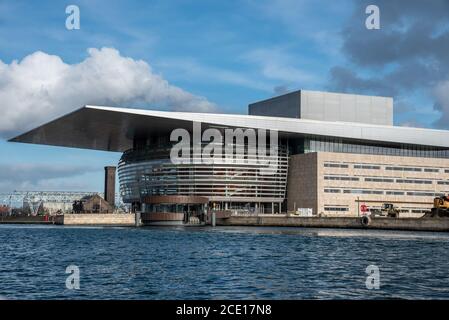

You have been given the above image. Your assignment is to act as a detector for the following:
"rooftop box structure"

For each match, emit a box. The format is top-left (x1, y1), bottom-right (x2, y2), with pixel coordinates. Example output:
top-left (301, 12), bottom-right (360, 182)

top-left (249, 90), bottom-right (393, 126)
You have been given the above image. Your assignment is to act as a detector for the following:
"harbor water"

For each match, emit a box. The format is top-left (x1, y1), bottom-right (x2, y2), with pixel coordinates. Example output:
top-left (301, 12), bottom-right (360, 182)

top-left (1, 224), bottom-right (449, 299)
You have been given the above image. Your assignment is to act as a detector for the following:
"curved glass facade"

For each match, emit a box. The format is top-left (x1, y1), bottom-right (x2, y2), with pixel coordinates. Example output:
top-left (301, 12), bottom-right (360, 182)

top-left (118, 143), bottom-right (289, 207)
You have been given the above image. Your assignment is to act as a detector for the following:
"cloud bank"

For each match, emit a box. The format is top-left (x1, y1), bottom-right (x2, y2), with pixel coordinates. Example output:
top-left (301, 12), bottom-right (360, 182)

top-left (434, 81), bottom-right (449, 128)
top-left (0, 163), bottom-right (98, 192)
top-left (0, 47), bottom-right (217, 138)
top-left (328, 0), bottom-right (449, 127)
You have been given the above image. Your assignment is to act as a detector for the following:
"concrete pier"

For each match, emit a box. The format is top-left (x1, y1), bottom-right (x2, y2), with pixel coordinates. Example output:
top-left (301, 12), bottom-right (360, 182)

top-left (216, 215), bottom-right (449, 232)
top-left (0, 216), bottom-right (54, 224)
top-left (54, 213), bottom-right (135, 226)
top-left (3, 213), bottom-right (449, 232)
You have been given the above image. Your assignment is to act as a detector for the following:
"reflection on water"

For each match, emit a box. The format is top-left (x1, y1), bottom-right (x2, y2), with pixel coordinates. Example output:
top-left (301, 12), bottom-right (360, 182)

top-left (211, 226), bottom-right (449, 241)
top-left (0, 224), bottom-right (449, 299)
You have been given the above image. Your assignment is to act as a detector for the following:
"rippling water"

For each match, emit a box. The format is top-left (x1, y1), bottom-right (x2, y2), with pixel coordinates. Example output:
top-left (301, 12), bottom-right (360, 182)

top-left (1, 224), bottom-right (449, 299)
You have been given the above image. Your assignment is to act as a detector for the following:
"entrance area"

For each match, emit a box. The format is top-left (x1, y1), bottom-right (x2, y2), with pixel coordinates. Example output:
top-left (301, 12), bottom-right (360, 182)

top-left (141, 195), bottom-right (208, 225)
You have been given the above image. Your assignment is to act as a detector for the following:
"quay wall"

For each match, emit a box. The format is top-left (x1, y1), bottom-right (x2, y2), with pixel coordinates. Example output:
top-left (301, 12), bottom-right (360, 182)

top-left (56, 214), bottom-right (135, 226)
top-left (217, 215), bottom-right (449, 232)
top-left (0, 216), bottom-right (53, 224)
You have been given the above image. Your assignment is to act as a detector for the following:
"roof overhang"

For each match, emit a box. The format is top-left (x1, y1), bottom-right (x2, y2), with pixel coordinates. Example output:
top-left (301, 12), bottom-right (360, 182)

top-left (9, 105), bottom-right (449, 152)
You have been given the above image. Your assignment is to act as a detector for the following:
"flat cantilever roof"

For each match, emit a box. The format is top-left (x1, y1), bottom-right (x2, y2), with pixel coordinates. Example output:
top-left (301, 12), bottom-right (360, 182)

top-left (9, 105), bottom-right (449, 152)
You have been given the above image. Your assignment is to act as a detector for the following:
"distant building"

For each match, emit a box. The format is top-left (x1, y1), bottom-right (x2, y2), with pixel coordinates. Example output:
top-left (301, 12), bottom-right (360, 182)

top-left (10, 90), bottom-right (449, 219)
top-left (2, 191), bottom-right (105, 215)
top-left (0, 205), bottom-right (10, 216)
top-left (73, 194), bottom-right (113, 214)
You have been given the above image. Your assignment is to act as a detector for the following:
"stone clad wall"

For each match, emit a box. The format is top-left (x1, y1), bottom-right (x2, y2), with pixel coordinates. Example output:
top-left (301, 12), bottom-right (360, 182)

top-left (317, 152), bottom-right (449, 216)
top-left (287, 153), bottom-right (318, 213)
top-left (60, 214), bottom-right (135, 226)
top-left (287, 151), bottom-right (449, 217)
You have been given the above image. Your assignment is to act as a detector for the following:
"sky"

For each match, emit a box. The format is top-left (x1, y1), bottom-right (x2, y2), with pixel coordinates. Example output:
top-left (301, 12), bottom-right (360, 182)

top-left (0, 0), bottom-right (449, 194)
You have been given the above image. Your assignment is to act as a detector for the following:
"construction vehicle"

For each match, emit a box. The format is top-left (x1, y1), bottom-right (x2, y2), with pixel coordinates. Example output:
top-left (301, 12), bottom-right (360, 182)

top-left (423, 195), bottom-right (449, 218)
top-left (371, 203), bottom-right (400, 218)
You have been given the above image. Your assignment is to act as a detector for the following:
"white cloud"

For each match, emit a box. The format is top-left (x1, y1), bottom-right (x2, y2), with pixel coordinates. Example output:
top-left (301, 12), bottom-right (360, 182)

top-left (156, 58), bottom-right (272, 92)
top-left (0, 47), bottom-right (217, 138)
top-left (433, 80), bottom-right (449, 128)
top-left (251, 0), bottom-right (345, 59)
top-left (0, 163), bottom-right (98, 192)
top-left (243, 48), bottom-right (319, 85)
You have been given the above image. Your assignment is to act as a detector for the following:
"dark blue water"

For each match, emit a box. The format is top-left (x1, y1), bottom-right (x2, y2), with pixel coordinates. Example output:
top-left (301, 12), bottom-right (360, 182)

top-left (1, 224), bottom-right (449, 299)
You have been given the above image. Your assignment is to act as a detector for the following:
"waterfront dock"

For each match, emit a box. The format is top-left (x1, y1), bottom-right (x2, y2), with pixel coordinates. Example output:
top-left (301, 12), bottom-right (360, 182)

top-left (0, 215), bottom-right (54, 224)
top-left (215, 214), bottom-right (449, 232)
top-left (2, 212), bottom-right (449, 232)
top-left (53, 213), bottom-right (136, 226)
top-left (0, 213), bottom-right (136, 226)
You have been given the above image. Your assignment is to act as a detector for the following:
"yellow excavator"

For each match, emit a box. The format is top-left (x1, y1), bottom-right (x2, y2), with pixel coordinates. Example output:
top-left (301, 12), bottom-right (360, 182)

top-left (424, 195), bottom-right (449, 218)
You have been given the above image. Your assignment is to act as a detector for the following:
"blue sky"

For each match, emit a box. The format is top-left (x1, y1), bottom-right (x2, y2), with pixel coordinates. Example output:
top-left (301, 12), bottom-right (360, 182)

top-left (0, 0), bottom-right (448, 193)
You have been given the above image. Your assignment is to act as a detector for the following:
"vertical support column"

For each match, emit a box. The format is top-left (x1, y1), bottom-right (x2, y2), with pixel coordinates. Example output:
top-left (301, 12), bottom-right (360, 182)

top-left (135, 212), bottom-right (141, 227)
top-left (212, 211), bottom-right (216, 227)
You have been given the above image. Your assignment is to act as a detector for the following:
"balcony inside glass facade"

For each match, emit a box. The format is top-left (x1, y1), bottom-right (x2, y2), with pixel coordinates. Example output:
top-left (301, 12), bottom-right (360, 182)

top-left (289, 136), bottom-right (449, 158)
